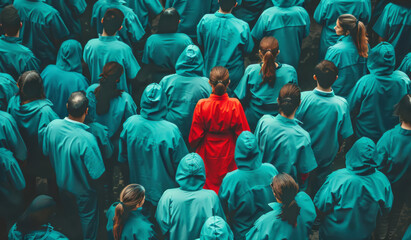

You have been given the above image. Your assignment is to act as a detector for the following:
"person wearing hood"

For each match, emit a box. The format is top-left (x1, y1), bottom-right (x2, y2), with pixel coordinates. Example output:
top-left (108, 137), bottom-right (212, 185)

top-left (8, 195), bottom-right (68, 240)
top-left (0, 110), bottom-right (27, 161)
top-left (251, 0), bottom-right (310, 69)
top-left (313, 0), bottom-right (371, 61)
top-left (347, 42), bottom-right (411, 142)
top-left (398, 52), bottom-right (411, 78)
top-left (41, 39), bottom-right (89, 119)
top-left (234, 36), bottom-right (298, 132)
top-left (314, 137), bottom-right (393, 240)
top-left (0, 73), bottom-right (18, 111)
top-left (155, 153), bottom-right (225, 240)
top-left (197, 216), bottom-right (234, 240)
top-left (0, 5), bottom-right (40, 81)
top-left (119, 83), bottom-right (188, 221)
top-left (42, 91), bottom-right (105, 240)
top-left (159, 45), bottom-right (211, 143)
top-left (219, 131), bottom-right (278, 239)
top-left (246, 173), bottom-right (316, 240)
top-left (125, 0), bottom-right (163, 32)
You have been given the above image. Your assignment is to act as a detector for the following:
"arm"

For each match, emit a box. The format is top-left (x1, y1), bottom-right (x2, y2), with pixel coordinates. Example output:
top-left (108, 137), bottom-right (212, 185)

top-left (188, 103), bottom-right (205, 150)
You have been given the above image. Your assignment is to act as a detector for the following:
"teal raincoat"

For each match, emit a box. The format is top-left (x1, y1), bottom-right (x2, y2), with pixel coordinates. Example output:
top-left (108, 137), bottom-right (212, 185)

top-left (125, 0), bottom-right (163, 30)
top-left (8, 224), bottom-right (68, 240)
top-left (219, 131), bottom-right (278, 239)
top-left (42, 40), bottom-right (89, 119)
top-left (86, 122), bottom-right (114, 160)
top-left (155, 153), bottom-right (225, 240)
top-left (314, 137), bottom-right (393, 240)
top-left (0, 73), bottom-right (18, 111)
top-left (198, 216), bottom-right (234, 240)
top-left (0, 111), bottom-right (27, 161)
top-left (119, 83), bottom-right (188, 206)
top-left (398, 52), bottom-right (411, 78)
top-left (347, 42), bottom-right (411, 142)
top-left (232, 0), bottom-right (270, 27)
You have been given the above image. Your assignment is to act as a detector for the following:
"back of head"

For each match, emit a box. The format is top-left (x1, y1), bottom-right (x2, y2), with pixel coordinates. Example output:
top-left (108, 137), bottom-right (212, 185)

top-left (235, 131), bottom-right (262, 170)
top-left (56, 39), bottom-right (83, 73)
top-left (259, 36), bottom-right (279, 87)
top-left (140, 83), bottom-right (167, 120)
top-left (367, 42), bottom-right (396, 76)
top-left (0, 5), bottom-right (20, 36)
top-left (346, 137), bottom-right (376, 175)
top-left (314, 60), bottom-right (339, 89)
top-left (67, 91), bottom-right (89, 118)
top-left (278, 83), bottom-right (300, 117)
top-left (219, 0), bottom-right (236, 12)
top-left (337, 14), bottom-right (368, 58)
top-left (113, 184), bottom-right (145, 240)
top-left (18, 71), bottom-right (45, 103)
top-left (103, 8), bottom-right (124, 36)
top-left (158, 8), bottom-right (180, 34)
top-left (271, 173), bottom-right (300, 227)
top-left (209, 66), bottom-right (230, 96)
top-left (176, 153), bottom-right (206, 191)
top-left (95, 61), bottom-right (123, 115)
top-left (394, 94), bottom-right (411, 124)
top-left (17, 195), bottom-right (56, 234)
top-left (200, 216), bottom-right (234, 240)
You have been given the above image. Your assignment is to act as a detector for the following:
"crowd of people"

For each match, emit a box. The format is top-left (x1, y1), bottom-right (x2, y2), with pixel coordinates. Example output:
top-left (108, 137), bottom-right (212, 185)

top-left (0, 0), bottom-right (410, 239)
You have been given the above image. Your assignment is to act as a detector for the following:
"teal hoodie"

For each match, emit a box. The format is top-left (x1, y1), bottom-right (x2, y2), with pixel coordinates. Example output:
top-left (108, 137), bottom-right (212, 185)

top-left (140, 83), bottom-right (167, 121)
top-left (8, 224), bottom-right (68, 240)
top-left (199, 216), bottom-right (234, 240)
top-left (175, 45), bottom-right (205, 77)
top-left (346, 137), bottom-right (377, 175)
top-left (367, 42), bottom-right (395, 77)
top-left (56, 39), bottom-right (83, 73)
top-left (176, 152), bottom-right (206, 191)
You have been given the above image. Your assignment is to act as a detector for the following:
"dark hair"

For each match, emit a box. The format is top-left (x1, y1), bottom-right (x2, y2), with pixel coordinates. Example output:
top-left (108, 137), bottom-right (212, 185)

top-left (271, 173), bottom-right (300, 227)
top-left (219, 0), bottom-right (236, 12)
top-left (0, 5), bottom-right (20, 36)
top-left (278, 84), bottom-right (300, 117)
top-left (157, 8), bottom-right (180, 34)
top-left (67, 91), bottom-right (89, 118)
top-left (17, 71), bottom-right (45, 103)
top-left (209, 66), bottom-right (229, 96)
top-left (103, 8), bottom-right (124, 36)
top-left (113, 184), bottom-right (145, 240)
top-left (337, 14), bottom-right (368, 58)
top-left (394, 94), bottom-right (411, 124)
top-left (314, 60), bottom-right (339, 89)
top-left (259, 36), bottom-right (279, 87)
top-left (95, 62), bottom-right (123, 115)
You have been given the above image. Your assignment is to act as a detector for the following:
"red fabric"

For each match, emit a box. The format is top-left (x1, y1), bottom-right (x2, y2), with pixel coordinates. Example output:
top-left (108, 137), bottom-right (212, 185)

top-left (189, 93), bottom-right (250, 193)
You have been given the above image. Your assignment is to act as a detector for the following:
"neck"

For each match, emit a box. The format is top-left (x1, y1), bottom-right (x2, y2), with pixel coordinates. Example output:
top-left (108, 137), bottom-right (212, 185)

top-left (101, 29), bottom-right (114, 37)
top-left (401, 122), bottom-right (411, 130)
top-left (316, 85), bottom-right (332, 92)
top-left (4, 32), bottom-right (19, 38)
top-left (280, 112), bottom-right (295, 119)
top-left (68, 115), bottom-right (85, 123)
top-left (218, 8), bottom-right (232, 14)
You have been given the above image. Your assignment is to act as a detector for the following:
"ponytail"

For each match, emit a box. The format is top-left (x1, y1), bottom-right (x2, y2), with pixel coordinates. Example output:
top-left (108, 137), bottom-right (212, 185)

top-left (209, 66), bottom-right (230, 96)
top-left (113, 203), bottom-right (128, 240)
top-left (95, 62), bottom-right (124, 115)
top-left (259, 36), bottom-right (279, 87)
top-left (279, 199), bottom-right (301, 227)
top-left (278, 83), bottom-right (301, 117)
top-left (337, 14), bottom-right (368, 58)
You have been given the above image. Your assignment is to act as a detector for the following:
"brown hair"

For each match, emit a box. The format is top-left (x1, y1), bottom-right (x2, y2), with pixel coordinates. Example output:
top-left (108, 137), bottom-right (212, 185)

top-left (18, 71), bottom-right (46, 104)
top-left (271, 173), bottom-right (300, 227)
top-left (259, 37), bottom-right (279, 87)
top-left (337, 14), bottom-right (368, 58)
top-left (209, 66), bottom-right (230, 96)
top-left (278, 83), bottom-right (301, 117)
top-left (394, 94), bottom-right (411, 124)
top-left (95, 62), bottom-right (123, 115)
top-left (113, 184), bottom-right (145, 240)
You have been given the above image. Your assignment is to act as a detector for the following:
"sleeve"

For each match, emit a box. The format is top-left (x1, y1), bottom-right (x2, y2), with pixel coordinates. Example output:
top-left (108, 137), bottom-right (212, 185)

top-left (234, 68), bottom-right (250, 101)
top-left (124, 94), bottom-right (138, 120)
top-left (313, 177), bottom-right (337, 213)
top-left (324, 47), bottom-right (340, 67)
top-left (212, 194), bottom-right (227, 221)
top-left (23, 55), bottom-right (41, 74)
top-left (296, 141), bottom-right (318, 174)
top-left (7, 157), bottom-right (26, 190)
top-left (146, 0), bottom-right (164, 16)
top-left (90, 4), bottom-right (99, 29)
top-left (218, 180), bottom-right (231, 218)
top-left (251, 14), bottom-right (266, 41)
top-left (42, 125), bottom-right (50, 157)
top-left (188, 103), bottom-right (206, 149)
top-left (171, 129), bottom-right (189, 171)
top-left (398, 53), bottom-right (411, 78)
top-left (382, 182), bottom-right (393, 216)
top-left (125, 13), bottom-right (146, 42)
top-left (339, 102), bottom-right (354, 139)
top-left (196, 18), bottom-right (205, 47)
top-left (86, 90), bottom-right (97, 122)
top-left (245, 223), bottom-right (263, 240)
top-left (254, 117), bottom-right (267, 153)
top-left (124, 49), bottom-right (140, 80)
top-left (243, 24), bottom-right (254, 54)
top-left (69, 0), bottom-right (87, 16)
top-left (87, 123), bottom-right (114, 160)
top-left (313, 0), bottom-right (327, 25)
top-left (304, 11), bottom-right (311, 38)
top-left (155, 192), bottom-right (172, 235)
top-left (232, 101), bottom-right (250, 136)
top-left (50, 13), bottom-right (70, 40)
top-left (82, 136), bottom-right (105, 180)
top-left (38, 110), bottom-right (59, 153)
top-left (290, 67), bottom-right (298, 85)
top-left (359, 0), bottom-right (371, 24)
top-left (4, 117), bottom-right (27, 162)
top-left (142, 38), bottom-right (151, 64)
top-left (118, 122), bottom-right (129, 163)
top-left (375, 134), bottom-right (390, 173)
top-left (372, 5), bottom-right (390, 39)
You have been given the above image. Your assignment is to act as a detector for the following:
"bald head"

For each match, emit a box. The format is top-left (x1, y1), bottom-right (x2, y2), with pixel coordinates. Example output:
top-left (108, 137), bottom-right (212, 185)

top-left (67, 91), bottom-right (88, 119)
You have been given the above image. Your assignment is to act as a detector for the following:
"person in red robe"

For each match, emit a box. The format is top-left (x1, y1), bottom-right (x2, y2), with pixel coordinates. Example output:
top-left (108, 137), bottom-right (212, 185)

top-left (189, 66), bottom-right (250, 193)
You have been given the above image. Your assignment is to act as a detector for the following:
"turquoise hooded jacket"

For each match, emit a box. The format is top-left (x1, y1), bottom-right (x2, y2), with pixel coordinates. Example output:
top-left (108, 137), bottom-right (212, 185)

top-left (126, 0), bottom-right (163, 30)
top-left (398, 52), bottom-right (411, 78)
top-left (0, 73), bottom-right (18, 111)
top-left (0, 111), bottom-right (27, 162)
top-left (198, 216), bottom-right (234, 240)
top-left (42, 40), bottom-right (89, 119)
top-left (119, 83), bottom-right (188, 206)
top-left (8, 224), bottom-right (68, 240)
top-left (160, 45), bottom-right (211, 140)
top-left (314, 137), bottom-right (393, 240)
top-left (347, 42), bottom-right (411, 142)
top-left (155, 153), bottom-right (225, 240)
top-left (219, 131), bottom-right (278, 240)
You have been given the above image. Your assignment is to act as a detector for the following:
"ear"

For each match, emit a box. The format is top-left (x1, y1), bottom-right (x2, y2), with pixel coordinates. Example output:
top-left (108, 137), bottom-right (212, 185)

top-left (313, 75), bottom-right (317, 81)
top-left (20, 22), bottom-right (23, 28)
top-left (277, 50), bottom-right (280, 56)
top-left (66, 103), bottom-right (68, 110)
top-left (101, 18), bottom-right (104, 24)
top-left (119, 25), bottom-right (123, 31)
top-left (336, 75), bottom-right (338, 80)
top-left (86, 107), bottom-right (89, 115)
top-left (235, 2), bottom-right (238, 7)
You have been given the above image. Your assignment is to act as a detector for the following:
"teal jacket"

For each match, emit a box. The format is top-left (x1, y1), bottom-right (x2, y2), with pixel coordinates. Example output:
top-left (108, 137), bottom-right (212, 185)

top-left (314, 137), bottom-right (393, 240)
top-left (246, 192), bottom-right (316, 240)
top-left (119, 83), bottom-right (188, 205)
top-left (125, 0), bottom-right (163, 30)
top-left (219, 131), bottom-right (278, 240)
top-left (347, 42), bottom-right (411, 142)
top-left (155, 153), bottom-right (225, 240)
top-left (0, 111), bottom-right (27, 162)
top-left (159, 45), bottom-right (211, 140)
top-left (198, 216), bottom-right (234, 240)
top-left (0, 73), bottom-right (18, 111)
top-left (232, 0), bottom-right (268, 26)
top-left (8, 224), bottom-right (68, 240)
top-left (398, 52), bottom-right (411, 78)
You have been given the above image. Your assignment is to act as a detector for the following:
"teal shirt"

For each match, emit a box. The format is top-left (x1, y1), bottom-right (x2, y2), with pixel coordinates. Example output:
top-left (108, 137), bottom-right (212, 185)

top-left (13, 0), bottom-right (69, 64)
top-left (86, 122), bottom-right (114, 160)
top-left (255, 114), bottom-right (317, 185)
top-left (246, 192), bottom-right (316, 240)
top-left (325, 35), bottom-right (368, 98)
top-left (0, 111), bottom-right (27, 162)
top-left (0, 36), bottom-right (40, 80)
top-left (373, 3), bottom-right (411, 67)
top-left (314, 0), bottom-right (371, 60)
top-left (8, 223), bottom-right (68, 240)
top-left (143, 33), bottom-right (193, 70)
top-left (252, 2), bottom-right (310, 69)
top-left (0, 73), bottom-right (18, 111)
top-left (314, 138), bottom-right (393, 240)
top-left (125, 0), bottom-right (163, 30)
top-left (234, 63), bottom-right (298, 132)
top-left (45, 0), bottom-right (87, 37)
top-left (91, 0), bottom-right (145, 46)
top-left (106, 203), bottom-right (155, 240)
top-left (398, 52), bottom-right (411, 78)
top-left (159, 45), bottom-right (211, 139)
top-left (232, 0), bottom-right (268, 26)
top-left (84, 35), bottom-right (140, 93)
top-left (155, 153), bottom-right (225, 240)
top-left (376, 124), bottom-right (411, 184)
top-left (347, 42), bottom-right (411, 142)
top-left (119, 84), bottom-right (188, 205)
top-left (296, 89), bottom-right (353, 168)
top-left (219, 131), bottom-right (278, 240)
top-left (0, 148), bottom-right (25, 205)
top-left (197, 12), bottom-right (254, 90)
top-left (199, 216), bottom-right (234, 240)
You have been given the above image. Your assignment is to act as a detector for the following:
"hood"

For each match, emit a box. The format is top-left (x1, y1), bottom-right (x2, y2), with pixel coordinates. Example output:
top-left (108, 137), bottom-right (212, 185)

top-left (8, 96), bottom-right (53, 122)
top-left (367, 42), bottom-right (395, 76)
top-left (272, 0), bottom-right (302, 7)
top-left (56, 39), bottom-right (83, 73)
top-left (235, 131), bottom-right (262, 170)
top-left (200, 216), bottom-right (234, 240)
top-left (175, 44), bottom-right (205, 77)
top-left (140, 83), bottom-right (167, 121)
top-left (346, 137), bottom-right (377, 175)
top-left (176, 153), bottom-right (206, 191)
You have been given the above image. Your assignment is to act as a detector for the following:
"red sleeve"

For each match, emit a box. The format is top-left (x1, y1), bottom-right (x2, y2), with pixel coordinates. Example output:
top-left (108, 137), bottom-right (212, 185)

top-left (189, 101), bottom-right (205, 150)
top-left (232, 100), bottom-right (250, 137)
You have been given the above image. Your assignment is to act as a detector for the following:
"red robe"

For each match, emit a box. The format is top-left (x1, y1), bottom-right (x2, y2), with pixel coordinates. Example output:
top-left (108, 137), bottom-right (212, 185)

top-left (189, 93), bottom-right (250, 193)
